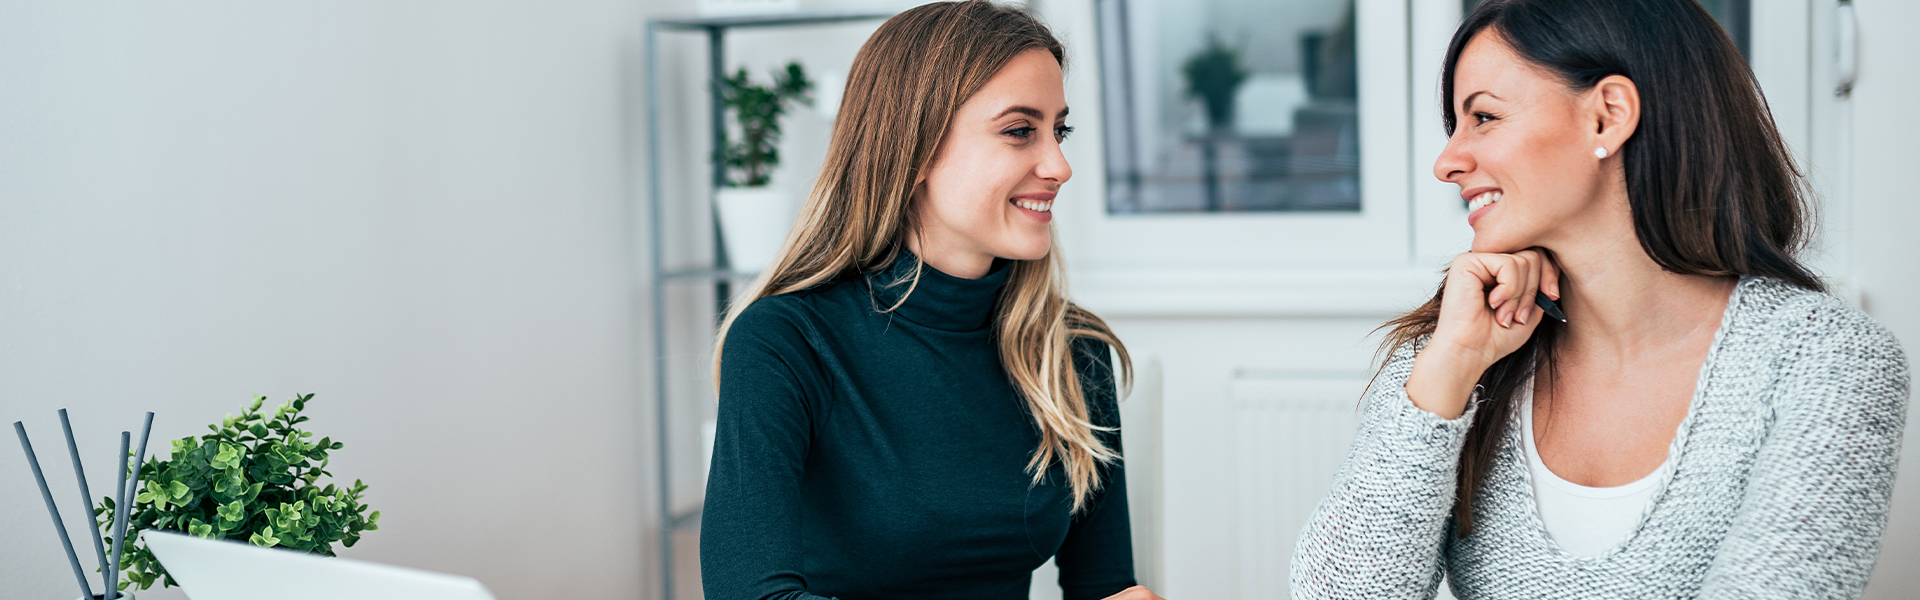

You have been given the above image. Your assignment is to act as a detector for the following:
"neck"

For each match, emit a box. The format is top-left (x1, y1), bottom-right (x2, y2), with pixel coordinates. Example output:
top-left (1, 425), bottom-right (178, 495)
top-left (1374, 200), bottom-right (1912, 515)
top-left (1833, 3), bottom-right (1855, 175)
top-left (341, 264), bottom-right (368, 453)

top-left (1547, 233), bottom-right (1736, 361)
top-left (906, 230), bottom-right (995, 279)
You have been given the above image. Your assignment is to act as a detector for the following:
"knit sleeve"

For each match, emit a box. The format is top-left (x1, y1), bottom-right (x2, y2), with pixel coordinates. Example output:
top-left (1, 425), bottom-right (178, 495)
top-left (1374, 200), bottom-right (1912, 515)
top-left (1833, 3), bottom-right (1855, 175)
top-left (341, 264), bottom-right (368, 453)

top-left (1053, 338), bottom-right (1138, 600)
top-left (1697, 299), bottom-right (1910, 599)
top-left (701, 298), bottom-right (838, 600)
top-left (1290, 337), bottom-right (1481, 600)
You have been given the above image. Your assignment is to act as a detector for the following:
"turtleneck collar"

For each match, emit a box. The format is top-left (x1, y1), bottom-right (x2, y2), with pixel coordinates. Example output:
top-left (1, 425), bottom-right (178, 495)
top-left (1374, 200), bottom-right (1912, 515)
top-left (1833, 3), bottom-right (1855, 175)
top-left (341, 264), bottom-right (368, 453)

top-left (864, 249), bottom-right (1011, 332)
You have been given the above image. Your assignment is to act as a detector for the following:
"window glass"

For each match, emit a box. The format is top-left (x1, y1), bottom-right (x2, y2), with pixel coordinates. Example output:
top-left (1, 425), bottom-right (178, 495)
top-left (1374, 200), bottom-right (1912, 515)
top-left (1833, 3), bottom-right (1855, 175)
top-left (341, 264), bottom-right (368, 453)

top-left (1099, 0), bottom-right (1361, 213)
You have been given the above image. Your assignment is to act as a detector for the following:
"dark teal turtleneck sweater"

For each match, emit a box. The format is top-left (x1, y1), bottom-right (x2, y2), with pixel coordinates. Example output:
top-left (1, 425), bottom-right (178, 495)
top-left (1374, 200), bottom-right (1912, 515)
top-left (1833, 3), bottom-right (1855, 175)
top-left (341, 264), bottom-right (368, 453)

top-left (700, 252), bottom-right (1135, 600)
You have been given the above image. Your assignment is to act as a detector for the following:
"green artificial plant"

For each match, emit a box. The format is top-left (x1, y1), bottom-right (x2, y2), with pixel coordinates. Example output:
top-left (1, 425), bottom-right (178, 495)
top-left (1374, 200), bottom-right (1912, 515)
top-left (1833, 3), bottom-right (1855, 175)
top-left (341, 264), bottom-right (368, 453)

top-left (1183, 34), bottom-right (1249, 132)
top-left (721, 62), bottom-right (815, 187)
top-left (95, 393), bottom-right (379, 592)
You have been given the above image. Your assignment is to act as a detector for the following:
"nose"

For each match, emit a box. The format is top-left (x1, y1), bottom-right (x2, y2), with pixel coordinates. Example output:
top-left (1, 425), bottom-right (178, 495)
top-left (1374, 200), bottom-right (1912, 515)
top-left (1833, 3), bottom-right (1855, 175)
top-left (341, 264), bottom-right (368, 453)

top-left (1038, 134), bottom-right (1072, 184)
top-left (1433, 132), bottom-right (1473, 185)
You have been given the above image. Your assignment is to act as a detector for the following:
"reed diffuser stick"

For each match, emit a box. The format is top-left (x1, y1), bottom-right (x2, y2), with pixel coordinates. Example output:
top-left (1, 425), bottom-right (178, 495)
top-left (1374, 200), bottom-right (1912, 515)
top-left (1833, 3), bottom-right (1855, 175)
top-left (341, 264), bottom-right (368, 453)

top-left (115, 412), bottom-right (155, 594)
top-left (14, 421), bottom-right (95, 600)
top-left (123, 413), bottom-right (154, 512)
top-left (107, 431), bottom-right (129, 600)
top-left (59, 409), bottom-right (115, 588)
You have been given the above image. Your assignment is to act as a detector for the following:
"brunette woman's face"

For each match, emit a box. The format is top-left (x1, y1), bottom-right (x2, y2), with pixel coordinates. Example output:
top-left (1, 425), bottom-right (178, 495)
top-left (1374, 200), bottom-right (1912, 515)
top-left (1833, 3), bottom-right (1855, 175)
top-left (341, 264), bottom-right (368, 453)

top-left (1435, 32), bottom-right (1629, 254)
top-left (913, 49), bottom-right (1072, 269)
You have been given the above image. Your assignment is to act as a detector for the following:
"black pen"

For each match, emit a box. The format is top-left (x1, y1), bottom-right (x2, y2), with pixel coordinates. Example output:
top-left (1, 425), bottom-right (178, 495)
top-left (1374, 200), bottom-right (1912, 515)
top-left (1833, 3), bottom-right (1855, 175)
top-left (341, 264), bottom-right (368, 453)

top-left (1535, 291), bottom-right (1568, 323)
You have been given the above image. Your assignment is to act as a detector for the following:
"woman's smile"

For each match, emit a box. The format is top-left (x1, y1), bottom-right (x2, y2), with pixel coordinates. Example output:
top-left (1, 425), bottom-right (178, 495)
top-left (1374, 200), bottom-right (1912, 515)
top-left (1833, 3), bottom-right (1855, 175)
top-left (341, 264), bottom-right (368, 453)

top-left (1463, 186), bottom-right (1503, 227)
top-left (1011, 191), bottom-right (1055, 222)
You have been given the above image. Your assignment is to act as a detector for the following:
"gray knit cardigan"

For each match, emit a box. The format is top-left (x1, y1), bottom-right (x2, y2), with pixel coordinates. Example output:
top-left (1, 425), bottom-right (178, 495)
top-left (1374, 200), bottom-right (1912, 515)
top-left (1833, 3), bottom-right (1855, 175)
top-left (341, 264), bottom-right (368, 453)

top-left (1291, 276), bottom-right (1910, 599)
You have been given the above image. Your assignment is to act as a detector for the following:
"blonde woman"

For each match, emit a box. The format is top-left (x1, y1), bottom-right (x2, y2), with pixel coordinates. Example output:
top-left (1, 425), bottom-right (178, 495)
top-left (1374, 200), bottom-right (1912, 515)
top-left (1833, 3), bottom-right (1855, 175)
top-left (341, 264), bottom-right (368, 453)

top-left (700, 3), bottom-right (1161, 600)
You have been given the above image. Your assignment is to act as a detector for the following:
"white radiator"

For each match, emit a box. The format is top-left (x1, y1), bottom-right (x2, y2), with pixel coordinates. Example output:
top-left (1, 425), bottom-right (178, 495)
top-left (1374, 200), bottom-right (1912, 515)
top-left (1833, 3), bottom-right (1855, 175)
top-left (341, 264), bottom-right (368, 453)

top-left (1228, 371), bottom-right (1369, 600)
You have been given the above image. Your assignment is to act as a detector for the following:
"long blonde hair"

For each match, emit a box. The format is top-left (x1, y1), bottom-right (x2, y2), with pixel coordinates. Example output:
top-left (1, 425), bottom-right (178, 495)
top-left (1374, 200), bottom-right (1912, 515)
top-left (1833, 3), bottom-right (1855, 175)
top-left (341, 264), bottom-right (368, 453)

top-left (710, 0), bottom-right (1131, 512)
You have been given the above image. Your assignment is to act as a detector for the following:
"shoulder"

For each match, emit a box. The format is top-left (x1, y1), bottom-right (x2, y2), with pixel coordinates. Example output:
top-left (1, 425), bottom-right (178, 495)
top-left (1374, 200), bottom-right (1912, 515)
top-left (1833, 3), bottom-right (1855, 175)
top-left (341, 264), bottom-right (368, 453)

top-left (1734, 277), bottom-right (1909, 413)
top-left (724, 294), bottom-right (808, 346)
top-left (1070, 334), bottom-right (1120, 390)
top-left (718, 291), bottom-right (842, 409)
top-left (1069, 336), bottom-right (1124, 429)
top-left (1735, 276), bottom-right (1905, 365)
top-left (724, 279), bottom-right (853, 346)
top-left (1065, 304), bottom-right (1119, 377)
top-left (720, 286), bottom-right (850, 373)
top-left (1071, 336), bottom-right (1114, 366)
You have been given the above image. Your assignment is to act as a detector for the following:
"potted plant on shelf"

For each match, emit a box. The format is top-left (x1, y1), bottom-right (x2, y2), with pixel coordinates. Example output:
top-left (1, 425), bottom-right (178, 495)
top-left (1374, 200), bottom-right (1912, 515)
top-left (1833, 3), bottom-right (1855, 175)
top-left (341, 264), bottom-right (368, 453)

top-left (1183, 34), bottom-right (1248, 211)
top-left (97, 393), bottom-right (380, 593)
top-left (716, 61), bottom-right (813, 274)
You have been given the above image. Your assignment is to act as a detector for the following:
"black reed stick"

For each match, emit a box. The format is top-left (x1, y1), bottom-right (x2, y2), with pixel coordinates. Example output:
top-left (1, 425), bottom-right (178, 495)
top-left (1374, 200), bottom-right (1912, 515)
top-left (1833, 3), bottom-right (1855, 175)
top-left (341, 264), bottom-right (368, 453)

top-left (15, 421), bottom-right (95, 600)
top-left (59, 409), bottom-right (114, 590)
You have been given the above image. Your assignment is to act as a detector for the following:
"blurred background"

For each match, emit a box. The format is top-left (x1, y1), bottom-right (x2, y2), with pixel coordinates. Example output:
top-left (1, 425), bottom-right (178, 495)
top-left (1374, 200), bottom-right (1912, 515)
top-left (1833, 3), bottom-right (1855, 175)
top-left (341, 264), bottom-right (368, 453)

top-left (2, 1), bottom-right (1914, 599)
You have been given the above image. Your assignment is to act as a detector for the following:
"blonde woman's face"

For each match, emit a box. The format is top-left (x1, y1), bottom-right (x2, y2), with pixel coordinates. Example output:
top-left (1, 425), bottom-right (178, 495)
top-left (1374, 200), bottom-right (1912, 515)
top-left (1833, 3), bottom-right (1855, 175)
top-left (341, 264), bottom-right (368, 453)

top-left (913, 49), bottom-right (1072, 272)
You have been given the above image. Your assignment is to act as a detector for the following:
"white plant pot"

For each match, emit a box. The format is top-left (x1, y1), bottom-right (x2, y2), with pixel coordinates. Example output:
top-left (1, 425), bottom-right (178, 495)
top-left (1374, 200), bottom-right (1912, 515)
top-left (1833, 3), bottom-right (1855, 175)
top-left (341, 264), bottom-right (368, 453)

top-left (714, 187), bottom-right (798, 275)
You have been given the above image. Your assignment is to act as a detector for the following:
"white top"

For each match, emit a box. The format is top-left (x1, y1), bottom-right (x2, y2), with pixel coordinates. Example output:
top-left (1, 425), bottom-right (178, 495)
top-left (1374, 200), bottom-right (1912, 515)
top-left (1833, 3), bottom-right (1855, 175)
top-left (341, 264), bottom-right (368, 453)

top-left (1520, 382), bottom-right (1671, 558)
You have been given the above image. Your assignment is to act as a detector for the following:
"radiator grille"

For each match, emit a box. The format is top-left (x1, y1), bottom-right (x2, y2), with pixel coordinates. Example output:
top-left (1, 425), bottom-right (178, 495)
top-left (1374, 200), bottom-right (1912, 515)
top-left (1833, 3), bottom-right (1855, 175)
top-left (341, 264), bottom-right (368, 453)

top-left (1229, 373), bottom-right (1368, 599)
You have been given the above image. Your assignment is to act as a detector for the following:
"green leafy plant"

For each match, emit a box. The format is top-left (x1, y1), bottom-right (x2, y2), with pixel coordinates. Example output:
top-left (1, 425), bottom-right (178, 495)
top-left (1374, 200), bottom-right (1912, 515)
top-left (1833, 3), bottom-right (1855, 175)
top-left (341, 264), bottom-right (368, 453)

top-left (1183, 34), bottom-right (1249, 131)
top-left (721, 62), bottom-right (814, 187)
top-left (95, 393), bottom-right (380, 591)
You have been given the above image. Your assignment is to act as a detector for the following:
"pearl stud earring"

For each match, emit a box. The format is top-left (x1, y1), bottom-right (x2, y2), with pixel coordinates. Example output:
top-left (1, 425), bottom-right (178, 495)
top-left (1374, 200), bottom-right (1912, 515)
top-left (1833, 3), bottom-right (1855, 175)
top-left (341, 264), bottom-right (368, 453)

top-left (1594, 147), bottom-right (1609, 159)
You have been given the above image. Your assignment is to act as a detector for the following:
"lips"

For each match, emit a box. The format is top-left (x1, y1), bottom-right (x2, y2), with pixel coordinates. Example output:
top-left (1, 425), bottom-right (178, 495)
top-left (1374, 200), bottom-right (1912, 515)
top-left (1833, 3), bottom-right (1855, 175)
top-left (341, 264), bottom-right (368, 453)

top-left (1467, 190), bottom-right (1501, 213)
top-left (1012, 199), bottom-right (1052, 212)
top-left (1010, 192), bottom-right (1055, 221)
top-left (1463, 188), bottom-right (1502, 226)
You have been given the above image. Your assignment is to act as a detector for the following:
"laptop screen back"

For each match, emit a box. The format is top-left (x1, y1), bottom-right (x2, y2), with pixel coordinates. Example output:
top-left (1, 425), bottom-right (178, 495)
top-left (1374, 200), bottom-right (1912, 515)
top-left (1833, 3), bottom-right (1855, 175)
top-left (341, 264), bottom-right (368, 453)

top-left (142, 530), bottom-right (496, 600)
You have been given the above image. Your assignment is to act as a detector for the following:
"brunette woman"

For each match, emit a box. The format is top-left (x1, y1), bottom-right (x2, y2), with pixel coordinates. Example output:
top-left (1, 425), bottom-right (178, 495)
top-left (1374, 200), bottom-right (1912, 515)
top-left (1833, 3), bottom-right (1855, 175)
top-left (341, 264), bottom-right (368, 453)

top-left (700, 3), bottom-right (1161, 599)
top-left (1292, 0), bottom-right (1908, 598)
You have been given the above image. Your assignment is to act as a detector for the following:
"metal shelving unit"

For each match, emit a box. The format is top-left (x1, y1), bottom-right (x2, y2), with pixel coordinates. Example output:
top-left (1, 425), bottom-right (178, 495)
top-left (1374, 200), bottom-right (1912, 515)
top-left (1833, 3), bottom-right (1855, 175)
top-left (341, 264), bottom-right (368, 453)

top-left (643, 10), bottom-right (892, 599)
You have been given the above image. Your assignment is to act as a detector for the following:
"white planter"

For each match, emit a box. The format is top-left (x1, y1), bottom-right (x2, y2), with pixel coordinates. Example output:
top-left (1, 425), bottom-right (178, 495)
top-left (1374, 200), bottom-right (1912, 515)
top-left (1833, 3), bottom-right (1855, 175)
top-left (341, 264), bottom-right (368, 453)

top-left (714, 187), bottom-right (798, 275)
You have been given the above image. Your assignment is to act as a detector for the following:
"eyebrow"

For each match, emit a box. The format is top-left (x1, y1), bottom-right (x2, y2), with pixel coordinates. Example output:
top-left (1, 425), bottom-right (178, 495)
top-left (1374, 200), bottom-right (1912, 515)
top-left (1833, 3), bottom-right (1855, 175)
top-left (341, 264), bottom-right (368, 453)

top-left (994, 106), bottom-right (1070, 120)
top-left (1461, 91), bottom-right (1501, 113)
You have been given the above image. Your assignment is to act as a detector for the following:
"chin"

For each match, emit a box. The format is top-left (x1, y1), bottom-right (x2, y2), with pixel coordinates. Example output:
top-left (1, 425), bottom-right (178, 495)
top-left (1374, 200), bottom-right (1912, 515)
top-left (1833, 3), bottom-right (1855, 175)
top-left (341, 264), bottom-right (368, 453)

top-left (1469, 228), bottom-right (1533, 254)
top-left (999, 236), bottom-right (1052, 262)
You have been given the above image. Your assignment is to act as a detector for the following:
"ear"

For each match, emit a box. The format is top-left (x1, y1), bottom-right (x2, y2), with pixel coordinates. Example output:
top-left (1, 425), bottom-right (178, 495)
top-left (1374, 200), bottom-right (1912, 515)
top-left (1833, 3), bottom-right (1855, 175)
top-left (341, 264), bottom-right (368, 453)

top-left (1591, 74), bottom-right (1639, 156)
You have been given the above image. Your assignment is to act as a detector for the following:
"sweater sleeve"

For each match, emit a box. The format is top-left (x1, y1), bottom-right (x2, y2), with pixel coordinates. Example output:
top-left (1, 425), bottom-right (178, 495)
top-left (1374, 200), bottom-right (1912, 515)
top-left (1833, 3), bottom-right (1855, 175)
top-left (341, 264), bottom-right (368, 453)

top-left (700, 299), bottom-right (838, 600)
top-left (1053, 338), bottom-right (1139, 600)
top-left (1697, 300), bottom-right (1910, 599)
top-left (1289, 337), bottom-right (1481, 600)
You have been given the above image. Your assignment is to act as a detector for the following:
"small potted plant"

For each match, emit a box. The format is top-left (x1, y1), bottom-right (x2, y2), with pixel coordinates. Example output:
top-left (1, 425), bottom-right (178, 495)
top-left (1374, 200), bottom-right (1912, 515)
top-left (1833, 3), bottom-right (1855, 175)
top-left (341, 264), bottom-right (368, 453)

top-left (1183, 34), bottom-right (1248, 133)
top-left (715, 61), bottom-right (813, 274)
top-left (97, 393), bottom-right (380, 593)
top-left (1182, 35), bottom-right (1247, 210)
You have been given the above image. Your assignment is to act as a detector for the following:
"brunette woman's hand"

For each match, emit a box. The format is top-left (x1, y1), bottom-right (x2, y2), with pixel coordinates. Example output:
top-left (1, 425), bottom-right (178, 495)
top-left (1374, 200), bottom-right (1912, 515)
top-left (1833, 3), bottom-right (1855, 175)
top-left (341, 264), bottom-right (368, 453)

top-left (1101, 585), bottom-right (1166, 600)
top-left (1405, 249), bottom-right (1560, 419)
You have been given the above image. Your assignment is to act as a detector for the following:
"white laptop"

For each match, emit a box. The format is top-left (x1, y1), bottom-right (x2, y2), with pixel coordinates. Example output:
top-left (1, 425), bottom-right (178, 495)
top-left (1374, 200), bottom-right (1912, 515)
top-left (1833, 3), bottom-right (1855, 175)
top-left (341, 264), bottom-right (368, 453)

top-left (143, 530), bottom-right (497, 600)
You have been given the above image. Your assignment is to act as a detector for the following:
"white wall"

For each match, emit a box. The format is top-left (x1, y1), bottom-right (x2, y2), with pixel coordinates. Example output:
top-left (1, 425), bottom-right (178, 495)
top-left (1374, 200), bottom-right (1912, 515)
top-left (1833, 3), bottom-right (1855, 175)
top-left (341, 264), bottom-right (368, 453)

top-left (1852, 1), bottom-right (1920, 597)
top-left (0, 1), bottom-right (683, 598)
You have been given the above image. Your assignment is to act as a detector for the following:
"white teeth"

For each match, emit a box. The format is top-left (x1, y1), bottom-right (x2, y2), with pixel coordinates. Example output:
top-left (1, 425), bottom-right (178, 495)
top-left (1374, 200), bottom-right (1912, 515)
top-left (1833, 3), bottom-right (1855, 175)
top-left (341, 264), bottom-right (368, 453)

top-left (1468, 191), bottom-right (1502, 213)
top-left (1015, 200), bottom-right (1052, 213)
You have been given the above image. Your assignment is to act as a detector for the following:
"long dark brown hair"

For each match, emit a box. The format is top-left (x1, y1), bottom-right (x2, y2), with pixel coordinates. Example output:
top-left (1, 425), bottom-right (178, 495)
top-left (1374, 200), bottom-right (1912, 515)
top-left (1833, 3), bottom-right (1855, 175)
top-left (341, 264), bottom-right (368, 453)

top-left (1383, 0), bottom-right (1824, 536)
